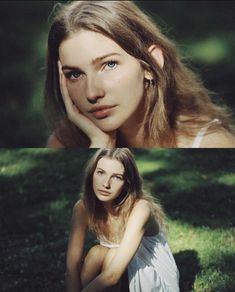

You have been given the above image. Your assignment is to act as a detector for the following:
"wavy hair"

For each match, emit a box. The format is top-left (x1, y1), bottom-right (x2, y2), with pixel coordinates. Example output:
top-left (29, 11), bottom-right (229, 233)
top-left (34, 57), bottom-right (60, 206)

top-left (82, 148), bottom-right (166, 239)
top-left (45, 1), bottom-right (234, 147)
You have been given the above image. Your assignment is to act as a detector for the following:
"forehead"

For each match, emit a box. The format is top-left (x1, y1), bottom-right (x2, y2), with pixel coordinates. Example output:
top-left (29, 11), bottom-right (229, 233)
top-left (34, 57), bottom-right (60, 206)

top-left (59, 29), bottom-right (127, 65)
top-left (96, 157), bottom-right (124, 174)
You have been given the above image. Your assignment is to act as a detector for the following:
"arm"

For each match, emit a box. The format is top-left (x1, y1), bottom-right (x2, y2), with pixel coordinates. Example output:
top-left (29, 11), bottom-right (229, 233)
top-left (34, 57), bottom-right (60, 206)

top-left (82, 200), bottom-right (151, 292)
top-left (57, 61), bottom-right (116, 148)
top-left (46, 133), bottom-right (65, 148)
top-left (66, 200), bottom-right (88, 292)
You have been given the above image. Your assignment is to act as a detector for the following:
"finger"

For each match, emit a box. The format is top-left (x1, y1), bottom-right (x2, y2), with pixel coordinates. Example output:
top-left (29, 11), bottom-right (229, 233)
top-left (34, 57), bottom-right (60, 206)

top-left (57, 62), bottom-right (75, 114)
top-left (57, 61), bottom-right (114, 145)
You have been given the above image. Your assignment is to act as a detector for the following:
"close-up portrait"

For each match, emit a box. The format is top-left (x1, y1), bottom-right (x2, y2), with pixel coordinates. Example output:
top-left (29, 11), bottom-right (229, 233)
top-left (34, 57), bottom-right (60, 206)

top-left (1, 1), bottom-right (235, 147)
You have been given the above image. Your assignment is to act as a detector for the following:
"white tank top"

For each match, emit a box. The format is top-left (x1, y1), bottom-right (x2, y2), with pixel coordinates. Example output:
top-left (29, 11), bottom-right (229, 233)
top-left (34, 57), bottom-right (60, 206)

top-left (191, 118), bottom-right (221, 148)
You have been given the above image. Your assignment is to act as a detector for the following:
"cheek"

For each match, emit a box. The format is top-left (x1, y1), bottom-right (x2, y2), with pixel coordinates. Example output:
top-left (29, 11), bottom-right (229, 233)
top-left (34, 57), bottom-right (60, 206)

top-left (115, 182), bottom-right (125, 193)
top-left (67, 83), bottom-right (85, 109)
top-left (93, 175), bottom-right (100, 187)
top-left (110, 68), bottom-right (144, 98)
top-left (92, 175), bottom-right (98, 189)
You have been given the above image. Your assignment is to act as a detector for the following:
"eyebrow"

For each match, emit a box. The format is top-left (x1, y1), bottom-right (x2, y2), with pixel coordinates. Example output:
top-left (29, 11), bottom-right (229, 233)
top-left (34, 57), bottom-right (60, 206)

top-left (62, 53), bottom-right (122, 71)
top-left (96, 167), bottom-right (124, 176)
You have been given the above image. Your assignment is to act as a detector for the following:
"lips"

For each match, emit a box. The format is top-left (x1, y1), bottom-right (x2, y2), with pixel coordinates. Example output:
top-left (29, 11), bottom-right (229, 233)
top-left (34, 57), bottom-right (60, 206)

top-left (88, 105), bottom-right (117, 119)
top-left (98, 189), bottom-right (111, 196)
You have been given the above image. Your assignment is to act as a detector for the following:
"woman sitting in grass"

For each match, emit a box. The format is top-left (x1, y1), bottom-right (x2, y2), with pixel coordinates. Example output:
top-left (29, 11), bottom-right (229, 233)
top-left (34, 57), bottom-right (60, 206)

top-left (66, 148), bottom-right (179, 291)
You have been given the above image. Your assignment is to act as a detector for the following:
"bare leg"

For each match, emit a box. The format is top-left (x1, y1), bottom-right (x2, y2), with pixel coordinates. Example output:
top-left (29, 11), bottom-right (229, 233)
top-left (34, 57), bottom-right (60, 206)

top-left (102, 248), bottom-right (123, 292)
top-left (80, 244), bottom-right (109, 288)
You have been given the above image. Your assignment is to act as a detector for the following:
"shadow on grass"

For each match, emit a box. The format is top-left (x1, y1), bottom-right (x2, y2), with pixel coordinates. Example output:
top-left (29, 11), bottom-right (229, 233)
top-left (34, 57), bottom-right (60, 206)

top-left (136, 149), bottom-right (235, 228)
top-left (174, 250), bottom-right (201, 292)
top-left (1, 149), bottom-right (234, 291)
top-left (0, 149), bottom-right (98, 291)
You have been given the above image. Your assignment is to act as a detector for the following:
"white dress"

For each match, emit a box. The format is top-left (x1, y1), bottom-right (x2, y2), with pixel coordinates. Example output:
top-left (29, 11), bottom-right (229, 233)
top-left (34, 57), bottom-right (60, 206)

top-left (99, 232), bottom-right (180, 292)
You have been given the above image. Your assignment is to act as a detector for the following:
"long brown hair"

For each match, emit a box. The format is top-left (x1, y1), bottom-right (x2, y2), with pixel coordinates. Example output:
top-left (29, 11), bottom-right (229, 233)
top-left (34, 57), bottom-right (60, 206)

top-left (45, 1), bottom-right (234, 147)
top-left (82, 148), bottom-right (166, 239)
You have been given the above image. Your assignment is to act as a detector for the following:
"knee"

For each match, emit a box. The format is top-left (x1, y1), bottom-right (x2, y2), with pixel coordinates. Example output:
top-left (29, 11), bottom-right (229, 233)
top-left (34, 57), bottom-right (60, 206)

top-left (86, 244), bottom-right (109, 262)
top-left (82, 244), bottom-right (109, 273)
top-left (81, 245), bottom-right (109, 288)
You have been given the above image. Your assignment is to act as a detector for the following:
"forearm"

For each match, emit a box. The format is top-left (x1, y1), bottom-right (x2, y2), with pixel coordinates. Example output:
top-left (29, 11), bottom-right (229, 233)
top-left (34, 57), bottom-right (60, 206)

top-left (66, 268), bottom-right (82, 292)
top-left (81, 270), bottom-right (117, 292)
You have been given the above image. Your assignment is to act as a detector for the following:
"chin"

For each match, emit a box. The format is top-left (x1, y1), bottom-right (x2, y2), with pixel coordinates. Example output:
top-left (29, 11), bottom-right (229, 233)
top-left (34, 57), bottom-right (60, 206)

top-left (95, 119), bottom-right (122, 132)
top-left (97, 196), bottom-right (112, 202)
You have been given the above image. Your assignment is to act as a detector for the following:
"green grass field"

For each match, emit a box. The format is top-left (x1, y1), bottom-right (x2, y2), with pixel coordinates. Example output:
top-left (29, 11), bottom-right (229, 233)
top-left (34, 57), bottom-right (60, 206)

top-left (0, 149), bottom-right (234, 291)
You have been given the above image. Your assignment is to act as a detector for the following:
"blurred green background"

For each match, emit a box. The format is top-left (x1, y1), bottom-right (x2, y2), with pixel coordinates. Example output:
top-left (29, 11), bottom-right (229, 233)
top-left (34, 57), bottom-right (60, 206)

top-left (1, 1), bottom-right (235, 147)
top-left (0, 149), bottom-right (235, 291)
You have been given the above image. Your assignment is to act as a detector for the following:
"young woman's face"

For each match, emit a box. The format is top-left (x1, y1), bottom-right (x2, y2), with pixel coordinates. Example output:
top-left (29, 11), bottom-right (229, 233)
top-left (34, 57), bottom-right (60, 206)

top-left (59, 30), bottom-right (146, 132)
top-left (93, 157), bottom-right (125, 204)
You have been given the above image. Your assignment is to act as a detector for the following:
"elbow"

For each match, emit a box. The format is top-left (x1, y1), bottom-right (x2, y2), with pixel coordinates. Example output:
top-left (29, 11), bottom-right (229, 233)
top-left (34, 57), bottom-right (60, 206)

top-left (103, 271), bottom-right (121, 287)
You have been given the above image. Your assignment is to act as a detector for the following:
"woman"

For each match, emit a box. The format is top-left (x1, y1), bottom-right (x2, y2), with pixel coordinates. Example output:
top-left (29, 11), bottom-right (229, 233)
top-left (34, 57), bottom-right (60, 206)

top-left (66, 148), bottom-right (179, 292)
top-left (45, 1), bottom-right (235, 148)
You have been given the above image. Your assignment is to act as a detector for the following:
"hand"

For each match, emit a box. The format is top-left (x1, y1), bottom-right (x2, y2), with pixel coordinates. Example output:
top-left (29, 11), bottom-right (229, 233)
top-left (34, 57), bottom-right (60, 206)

top-left (58, 61), bottom-right (116, 147)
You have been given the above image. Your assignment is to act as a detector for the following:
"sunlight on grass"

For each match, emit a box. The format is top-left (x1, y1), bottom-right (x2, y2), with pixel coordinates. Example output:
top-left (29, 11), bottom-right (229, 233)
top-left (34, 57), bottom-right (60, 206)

top-left (0, 162), bottom-right (35, 177)
top-left (218, 173), bottom-right (235, 186)
top-left (0, 149), bottom-right (59, 177)
top-left (156, 171), bottom-right (210, 192)
top-left (186, 37), bottom-right (228, 64)
top-left (136, 159), bottom-right (165, 175)
top-left (49, 197), bottom-right (69, 212)
top-left (194, 269), bottom-right (234, 292)
top-left (1, 149), bottom-right (234, 291)
top-left (30, 30), bottom-right (48, 115)
top-left (168, 220), bottom-right (235, 291)
top-left (46, 195), bottom-right (70, 224)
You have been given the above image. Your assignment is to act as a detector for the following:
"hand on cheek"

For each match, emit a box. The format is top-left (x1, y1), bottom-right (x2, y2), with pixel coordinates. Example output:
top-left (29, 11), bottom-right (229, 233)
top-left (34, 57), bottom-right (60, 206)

top-left (57, 60), bottom-right (117, 147)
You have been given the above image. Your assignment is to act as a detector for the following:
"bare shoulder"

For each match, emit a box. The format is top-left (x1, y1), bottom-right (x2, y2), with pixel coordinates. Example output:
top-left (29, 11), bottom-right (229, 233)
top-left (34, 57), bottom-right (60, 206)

top-left (131, 199), bottom-right (151, 218)
top-left (72, 200), bottom-right (89, 224)
top-left (201, 127), bottom-right (235, 148)
top-left (46, 132), bottom-right (65, 148)
top-left (73, 199), bottom-right (86, 211)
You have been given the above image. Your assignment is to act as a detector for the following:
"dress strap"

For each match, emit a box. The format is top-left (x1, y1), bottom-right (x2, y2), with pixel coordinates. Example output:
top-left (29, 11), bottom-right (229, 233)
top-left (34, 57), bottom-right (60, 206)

top-left (191, 118), bottom-right (221, 148)
top-left (99, 237), bottom-right (120, 248)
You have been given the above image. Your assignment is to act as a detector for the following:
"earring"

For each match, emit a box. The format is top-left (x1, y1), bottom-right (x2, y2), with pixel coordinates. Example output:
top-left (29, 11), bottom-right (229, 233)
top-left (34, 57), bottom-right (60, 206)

top-left (144, 78), bottom-right (155, 86)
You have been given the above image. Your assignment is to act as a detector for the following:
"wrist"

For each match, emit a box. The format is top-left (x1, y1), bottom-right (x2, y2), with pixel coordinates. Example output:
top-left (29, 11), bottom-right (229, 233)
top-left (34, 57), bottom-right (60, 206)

top-left (90, 137), bottom-right (116, 148)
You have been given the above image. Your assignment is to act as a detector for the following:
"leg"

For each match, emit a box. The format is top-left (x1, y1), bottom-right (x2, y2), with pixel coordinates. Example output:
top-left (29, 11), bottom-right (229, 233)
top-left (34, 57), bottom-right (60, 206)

top-left (81, 244), bottom-right (109, 288)
top-left (102, 248), bottom-right (129, 292)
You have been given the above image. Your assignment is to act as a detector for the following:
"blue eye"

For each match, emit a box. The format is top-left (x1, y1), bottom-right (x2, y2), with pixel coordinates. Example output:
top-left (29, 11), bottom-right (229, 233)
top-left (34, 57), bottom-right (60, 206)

top-left (105, 60), bottom-right (117, 69)
top-left (65, 71), bottom-right (82, 80)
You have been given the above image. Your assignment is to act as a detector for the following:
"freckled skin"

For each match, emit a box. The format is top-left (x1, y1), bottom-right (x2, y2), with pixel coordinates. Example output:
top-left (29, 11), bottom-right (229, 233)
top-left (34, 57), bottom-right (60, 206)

top-left (59, 30), bottom-right (146, 133)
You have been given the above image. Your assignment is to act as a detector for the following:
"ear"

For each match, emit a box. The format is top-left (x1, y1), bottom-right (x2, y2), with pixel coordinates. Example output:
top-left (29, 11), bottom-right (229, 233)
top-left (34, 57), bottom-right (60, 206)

top-left (148, 45), bottom-right (164, 69)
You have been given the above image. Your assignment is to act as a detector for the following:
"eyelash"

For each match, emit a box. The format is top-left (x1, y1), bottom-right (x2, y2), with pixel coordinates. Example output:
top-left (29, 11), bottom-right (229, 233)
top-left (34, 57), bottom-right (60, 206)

top-left (64, 60), bottom-right (118, 81)
top-left (96, 170), bottom-right (103, 175)
top-left (113, 176), bottom-right (123, 181)
top-left (103, 60), bottom-right (118, 70)
top-left (64, 71), bottom-right (82, 81)
top-left (96, 171), bottom-right (123, 180)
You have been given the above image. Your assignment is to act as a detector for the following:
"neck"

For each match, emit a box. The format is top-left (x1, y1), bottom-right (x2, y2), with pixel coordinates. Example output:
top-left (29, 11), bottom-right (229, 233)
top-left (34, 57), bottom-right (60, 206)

top-left (118, 125), bottom-right (142, 147)
top-left (118, 107), bottom-right (148, 147)
top-left (117, 99), bottom-right (158, 147)
top-left (102, 202), bottom-right (118, 216)
top-left (118, 123), bottom-right (158, 147)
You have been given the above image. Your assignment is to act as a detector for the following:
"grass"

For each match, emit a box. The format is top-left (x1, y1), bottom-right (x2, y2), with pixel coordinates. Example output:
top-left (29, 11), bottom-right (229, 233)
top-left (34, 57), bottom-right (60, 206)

top-left (1, 149), bottom-right (235, 291)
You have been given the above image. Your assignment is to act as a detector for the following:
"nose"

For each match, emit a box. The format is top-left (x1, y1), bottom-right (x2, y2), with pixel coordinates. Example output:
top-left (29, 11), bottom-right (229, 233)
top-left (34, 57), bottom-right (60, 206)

top-left (85, 74), bottom-right (105, 104)
top-left (103, 177), bottom-right (111, 189)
